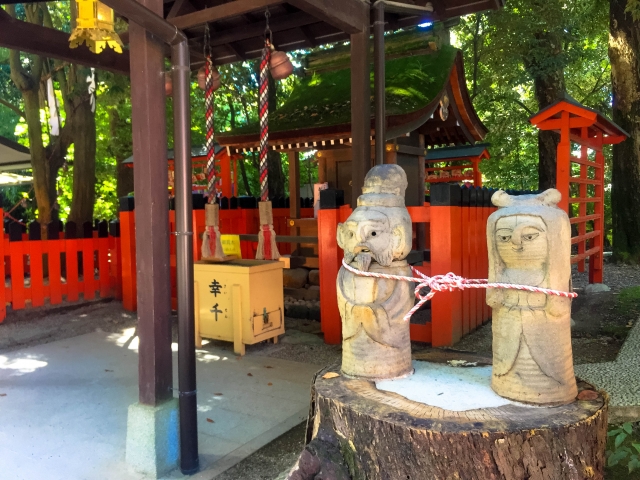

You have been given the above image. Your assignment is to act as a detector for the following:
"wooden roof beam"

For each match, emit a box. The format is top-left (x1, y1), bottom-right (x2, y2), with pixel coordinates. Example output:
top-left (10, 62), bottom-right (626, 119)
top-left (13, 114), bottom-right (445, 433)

top-left (208, 11), bottom-right (317, 47)
top-left (169, 0), bottom-right (284, 30)
top-left (288, 0), bottom-right (368, 34)
top-left (0, 10), bottom-right (130, 75)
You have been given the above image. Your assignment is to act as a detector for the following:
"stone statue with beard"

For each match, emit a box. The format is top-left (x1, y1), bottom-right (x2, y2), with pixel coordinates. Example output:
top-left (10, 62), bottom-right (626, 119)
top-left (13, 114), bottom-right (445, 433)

top-left (336, 165), bottom-right (414, 380)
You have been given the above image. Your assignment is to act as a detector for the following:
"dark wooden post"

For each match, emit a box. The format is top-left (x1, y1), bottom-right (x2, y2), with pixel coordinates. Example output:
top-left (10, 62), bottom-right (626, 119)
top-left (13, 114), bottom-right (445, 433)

top-left (288, 151), bottom-right (300, 253)
top-left (129, 0), bottom-right (173, 406)
top-left (350, 15), bottom-right (371, 208)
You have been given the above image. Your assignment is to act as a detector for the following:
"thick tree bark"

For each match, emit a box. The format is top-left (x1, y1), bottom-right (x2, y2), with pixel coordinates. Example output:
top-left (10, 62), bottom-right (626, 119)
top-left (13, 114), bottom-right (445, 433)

top-left (239, 158), bottom-right (254, 197)
top-left (68, 70), bottom-right (96, 225)
top-left (267, 74), bottom-right (285, 198)
top-left (610, 0), bottom-right (640, 261)
top-left (7, 4), bottom-right (84, 227)
top-left (288, 365), bottom-right (608, 480)
top-left (110, 108), bottom-right (134, 198)
top-left (525, 33), bottom-right (566, 191)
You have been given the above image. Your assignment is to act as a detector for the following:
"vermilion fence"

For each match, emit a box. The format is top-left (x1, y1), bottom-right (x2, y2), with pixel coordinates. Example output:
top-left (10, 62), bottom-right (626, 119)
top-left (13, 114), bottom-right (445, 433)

top-left (0, 211), bottom-right (122, 322)
top-left (318, 184), bottom-right (498, 347)
top-left (118, 195), bottom-right (315, 311)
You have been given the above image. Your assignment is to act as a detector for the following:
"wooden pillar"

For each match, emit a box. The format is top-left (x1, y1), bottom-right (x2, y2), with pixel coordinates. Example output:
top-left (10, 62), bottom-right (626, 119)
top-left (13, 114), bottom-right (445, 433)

top-left (129, 5), bottom-right (173, 406)
top-left (430, 184), bottom-right (462, 346)
top-left (556, 111), bottom-right (571, 213)
top-left (578, 128), bottom-right (588, 273)
top-left (591, 132), bottom-right (605, 284)
top-left (288, 151), bottom-right (300, 252)
top-left (350, 18), bottom-right (371, 208)
top-left (472, 157), bottom-right (483, 187)
top-left (233, 157), bottom-right (238, 197)
top-left (221, 152), bottom-right (232, 198)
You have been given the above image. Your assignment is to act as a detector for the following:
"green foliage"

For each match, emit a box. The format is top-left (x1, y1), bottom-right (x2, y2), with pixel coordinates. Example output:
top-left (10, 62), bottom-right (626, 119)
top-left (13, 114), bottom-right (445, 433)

top-left (627, 0), bottom-right (640, 21)
top-left (453, 2), bottom-right (614, 247)
top-left (227, 45), bottom-right (455, 136)
top-left (616, 286), bottom-right (640, 315)
top-left (607, 423), bottom-right (640, 475)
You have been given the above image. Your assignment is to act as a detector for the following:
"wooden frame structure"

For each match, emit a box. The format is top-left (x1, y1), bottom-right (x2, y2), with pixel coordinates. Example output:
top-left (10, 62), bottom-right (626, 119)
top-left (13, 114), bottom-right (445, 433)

top-left (425, 143), bottom-right (489, 188)
top-left (0, 1), bottom-right (506, 465)
top-left (530, 97), bottom-right (628, 284)
top-left (123, 145), bottom-right (241, 197)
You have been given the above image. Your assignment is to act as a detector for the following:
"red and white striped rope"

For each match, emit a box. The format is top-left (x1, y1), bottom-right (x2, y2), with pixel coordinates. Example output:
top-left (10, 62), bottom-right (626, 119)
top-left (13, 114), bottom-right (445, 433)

top-left (341, 259), bottom-right (577, 322)
top-left (205, 54), bottom-right (217, 203)
top-left (258, 40), bottom-right (270, 202)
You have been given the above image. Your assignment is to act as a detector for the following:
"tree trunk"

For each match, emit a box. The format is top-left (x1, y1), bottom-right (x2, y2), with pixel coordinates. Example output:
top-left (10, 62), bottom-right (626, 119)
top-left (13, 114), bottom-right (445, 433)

top-left (267, 73), bottom-right (285, 198)
top-left (22, 88), bottom-right (54, 225)
top-left (110, 108), bottom-right (135, 198)
top-left (69, 86), bottom-right (96, 224)
top-left (239, 158), bottom-right (253, 196)
top-left (288, 365), bottom-right (608, 480)
top-left (533, 70), bottom-right (565, 190)
top-left (7, 4), bottom-right (72, 228)
top-left (610, 0), bottom-right (640, 261)
top-left (267, 151), bottom-right (285, 198)
top-left (526, 33), bottom-right (566, 191)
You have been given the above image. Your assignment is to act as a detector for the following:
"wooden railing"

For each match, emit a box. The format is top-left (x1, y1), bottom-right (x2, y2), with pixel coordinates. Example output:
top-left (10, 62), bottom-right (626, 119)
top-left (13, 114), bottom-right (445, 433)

top-left (119, 195), bottom-right (315, 311)
top-left (0, 211), bottom-right (122, 322)
top-left (317, 184), bottom-right (497, 347)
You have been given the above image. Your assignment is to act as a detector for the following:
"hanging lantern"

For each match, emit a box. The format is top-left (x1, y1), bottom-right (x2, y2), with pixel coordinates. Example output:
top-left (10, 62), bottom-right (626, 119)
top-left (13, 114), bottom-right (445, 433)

top-left (197, 65), bottom-right (221, 91)
top-left (69, 0), bottom-right (124, 54)
top-left (165, 72), bottom-right (173, 96)
top-left (268, 47), bottom-right (294, 80)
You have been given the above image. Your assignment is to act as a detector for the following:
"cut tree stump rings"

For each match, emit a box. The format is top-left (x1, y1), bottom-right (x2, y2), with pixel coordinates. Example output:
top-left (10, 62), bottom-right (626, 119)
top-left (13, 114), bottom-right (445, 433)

top-left (287, 363), bottom-right (608, 480)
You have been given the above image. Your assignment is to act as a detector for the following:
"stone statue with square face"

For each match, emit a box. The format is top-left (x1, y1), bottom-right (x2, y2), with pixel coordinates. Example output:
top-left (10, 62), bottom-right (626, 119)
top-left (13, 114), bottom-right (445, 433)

top-left (487, 189), bottom-right (577, 405)
top-left (336, 165), bottom-right (414, 380)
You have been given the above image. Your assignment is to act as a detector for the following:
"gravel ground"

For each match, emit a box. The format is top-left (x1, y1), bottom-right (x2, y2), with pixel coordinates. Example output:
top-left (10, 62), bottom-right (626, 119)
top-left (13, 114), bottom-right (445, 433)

top-left (0, 299), bottom-right (137, 353)
top-left (572, 258), bottom-right (640, 292)
top-left (0, 301), bottom-right (333, 480)
top-left (215, 422), bottom-right (307, 480)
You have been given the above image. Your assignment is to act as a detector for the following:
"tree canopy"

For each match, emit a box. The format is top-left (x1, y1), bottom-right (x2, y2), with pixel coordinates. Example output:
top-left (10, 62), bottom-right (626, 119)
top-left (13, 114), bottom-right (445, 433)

top-left (0, 0), bottom-right (638, 257)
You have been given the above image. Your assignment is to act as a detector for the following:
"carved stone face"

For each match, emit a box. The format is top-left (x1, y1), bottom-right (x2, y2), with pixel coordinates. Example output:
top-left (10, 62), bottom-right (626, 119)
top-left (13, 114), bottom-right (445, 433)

top-left (494, 215), bottom-right (548, 271)
top-left (337, 207), bottom-right (410, 272)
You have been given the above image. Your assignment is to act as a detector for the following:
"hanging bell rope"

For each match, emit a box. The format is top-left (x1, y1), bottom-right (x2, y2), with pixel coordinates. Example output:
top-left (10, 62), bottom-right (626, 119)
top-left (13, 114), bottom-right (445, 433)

top-left (201, 24), bottom-right (224, 260)
top-left (256, 9), bottom-right (280, 261)
top-left (258, 16), bottom-right (271, 203)
top-left (204, 25), bottom-right (217, 205)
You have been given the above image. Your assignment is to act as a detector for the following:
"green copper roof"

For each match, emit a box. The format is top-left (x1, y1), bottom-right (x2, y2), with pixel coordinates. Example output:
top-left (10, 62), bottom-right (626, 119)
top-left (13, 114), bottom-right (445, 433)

top-left (220, 40), bottom-right (459, 138)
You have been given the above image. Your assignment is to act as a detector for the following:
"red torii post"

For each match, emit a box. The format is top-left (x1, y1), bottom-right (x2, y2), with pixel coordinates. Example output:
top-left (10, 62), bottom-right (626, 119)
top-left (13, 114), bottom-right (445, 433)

top-left (530, 97), bottom-right (628, 284)
top-left (425, 144), bottom-right (490, 189)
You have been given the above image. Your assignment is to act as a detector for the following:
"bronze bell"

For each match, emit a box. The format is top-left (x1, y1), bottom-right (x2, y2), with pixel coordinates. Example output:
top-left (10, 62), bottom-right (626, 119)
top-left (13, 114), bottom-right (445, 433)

top-left (197, 64), bottom-right (222, 91)
top-left (165, 71), bottom-right (173, 96)
top-left (269, 49), bottom-right (294, 80)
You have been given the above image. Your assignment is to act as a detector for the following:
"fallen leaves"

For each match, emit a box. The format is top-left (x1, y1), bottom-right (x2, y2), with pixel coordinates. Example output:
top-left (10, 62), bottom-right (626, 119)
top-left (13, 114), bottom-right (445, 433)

top-left (577, 390), bottom-right (599, 401)
top-left (322, 372), bottom-right (340, 379)
top-left (206, 418), bottom-right (214, 423)
top-left (268, 383), bottom-right (273, 386)
top-left (214, 393), bottom-right (223, 396)
top-left (264, 366), bottom-right (273, 369)
top-left (247, 373), bottom-right (253, 377)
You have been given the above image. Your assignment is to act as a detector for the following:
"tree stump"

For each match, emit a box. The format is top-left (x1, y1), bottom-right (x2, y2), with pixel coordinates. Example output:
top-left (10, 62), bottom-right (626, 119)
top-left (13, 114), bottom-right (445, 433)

top-left (287, 363), bottom-right (608, 480)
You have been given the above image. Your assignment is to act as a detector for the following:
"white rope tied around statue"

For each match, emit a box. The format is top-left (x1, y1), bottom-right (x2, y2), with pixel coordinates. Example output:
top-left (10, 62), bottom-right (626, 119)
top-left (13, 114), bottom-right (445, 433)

top-left (341, 259), bottom-right (578, 322)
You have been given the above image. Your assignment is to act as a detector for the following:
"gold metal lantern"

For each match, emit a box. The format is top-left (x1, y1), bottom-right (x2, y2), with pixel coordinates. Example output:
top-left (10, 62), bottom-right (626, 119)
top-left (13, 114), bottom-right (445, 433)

top-left (69, 0), bottom-right (124, 54)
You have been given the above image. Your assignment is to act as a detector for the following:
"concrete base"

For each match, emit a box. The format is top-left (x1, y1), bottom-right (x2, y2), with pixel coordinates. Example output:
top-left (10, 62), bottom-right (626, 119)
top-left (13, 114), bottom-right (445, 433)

top-left (126, 398), bottom-right (179, 478)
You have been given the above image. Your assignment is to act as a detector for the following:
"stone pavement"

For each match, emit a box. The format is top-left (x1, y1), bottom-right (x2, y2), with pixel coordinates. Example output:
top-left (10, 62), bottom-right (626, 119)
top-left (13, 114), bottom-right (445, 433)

top-left (575, 318), bottom-right (640, 422)
top-left (0, 329), bottom-right (321, 480)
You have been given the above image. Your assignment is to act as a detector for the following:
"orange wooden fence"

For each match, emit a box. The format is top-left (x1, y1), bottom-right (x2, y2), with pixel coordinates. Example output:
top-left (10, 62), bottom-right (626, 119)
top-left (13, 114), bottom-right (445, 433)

top-left (531, 98), bottom-right (628, 284)
top-left (0, 211), bottom-right (122, 322)
top-left (119, 196), bottom-right (315, 311)
top-left (318, 184), bottom-right (496, 347)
